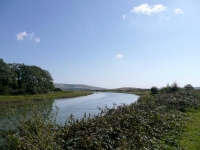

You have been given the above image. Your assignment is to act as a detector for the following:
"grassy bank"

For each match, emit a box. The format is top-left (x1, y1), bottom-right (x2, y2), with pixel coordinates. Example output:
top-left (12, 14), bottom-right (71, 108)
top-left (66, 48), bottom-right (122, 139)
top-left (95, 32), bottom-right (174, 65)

top-left (179, 109), bottom-right (200, 149)
top-left (0, 91), bottom-right (93, 105)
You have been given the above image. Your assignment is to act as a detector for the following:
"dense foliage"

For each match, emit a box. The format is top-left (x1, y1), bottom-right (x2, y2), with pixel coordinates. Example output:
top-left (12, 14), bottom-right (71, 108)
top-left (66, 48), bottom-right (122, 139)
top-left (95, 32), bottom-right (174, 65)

top-left (160, 82), bottom-right (180, 93)
top-left (1, 85), bottom-right (200, 149)
top-left (0, 58), bottom-right (54, 95)
top-left (184, 84), bottom-right (194, 91)
top-left (150, 86), bottom-right (158, 94)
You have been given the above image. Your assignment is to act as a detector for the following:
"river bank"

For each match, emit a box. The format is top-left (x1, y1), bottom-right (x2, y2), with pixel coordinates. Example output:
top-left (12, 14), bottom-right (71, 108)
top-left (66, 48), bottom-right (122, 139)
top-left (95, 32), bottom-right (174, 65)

top-left (106, 89), bottom-right (150, 96)
top-left (1, 89), bottom-right (200, 149)
top-left (0, 91), bottom-right (93, 106)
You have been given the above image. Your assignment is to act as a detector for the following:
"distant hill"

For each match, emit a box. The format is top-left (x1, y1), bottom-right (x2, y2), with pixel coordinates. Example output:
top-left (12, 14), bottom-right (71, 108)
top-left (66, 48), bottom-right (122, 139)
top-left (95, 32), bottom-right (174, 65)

top-left (112, 87), bottom-right (138, 90)
top-left (194, 87), bottom-right (200, 89)
top-left (54, 83), bottom-right (105, 91)
top-left (111, 87), bottom-right (149, 91)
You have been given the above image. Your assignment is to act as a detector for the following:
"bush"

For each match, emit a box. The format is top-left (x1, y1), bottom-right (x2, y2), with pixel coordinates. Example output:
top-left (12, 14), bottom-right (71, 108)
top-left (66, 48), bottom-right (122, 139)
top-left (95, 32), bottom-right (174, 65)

top-left (160, 82), bottom-right (180, 93)
top-left (0, 86), bottom-right (11, 95)
top-left (184, 84), bottom-right (194, 91)
top-left (160, 84), bottom-right (171, 93)
top-left (54, 88), bottom-right (63, 92)
top-left (171, 82), bottom-right (179, 92)
top-left (0, 101), bottom-right (62, 149)
top-left (150, 86), bottom-right (159, 94)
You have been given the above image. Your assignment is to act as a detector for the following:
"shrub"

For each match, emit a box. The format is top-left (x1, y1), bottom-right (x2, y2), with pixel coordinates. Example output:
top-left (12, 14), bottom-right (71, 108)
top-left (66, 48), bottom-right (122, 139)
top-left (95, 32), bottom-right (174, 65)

top-left (150, 86), bottom-right (159, 94)
top-left (184, 84), bottom-right (194, 91)
top-left (0, 86), bottom-right (10, 95)
top-left (0, 101), bottom-right (62, 149)
top-left (160, 84), bottom-right (171, 93)
top-left (54, 88), bottom-right (63, 92)
top-left (160, 82), bottom-right (180, 93)
top-left (171, 82), bottom-right (179, 92)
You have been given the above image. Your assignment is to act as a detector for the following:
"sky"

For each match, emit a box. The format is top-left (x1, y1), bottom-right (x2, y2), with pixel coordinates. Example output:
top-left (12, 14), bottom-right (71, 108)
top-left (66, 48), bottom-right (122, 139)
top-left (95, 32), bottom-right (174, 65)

top-left (0, 0), bottom-right (200, 89)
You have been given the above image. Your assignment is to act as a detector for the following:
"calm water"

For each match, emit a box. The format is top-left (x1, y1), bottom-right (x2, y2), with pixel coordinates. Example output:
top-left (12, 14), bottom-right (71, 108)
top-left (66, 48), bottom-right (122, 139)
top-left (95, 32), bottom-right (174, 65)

top-left (0, 92), bottom-right (139, 126)
top-left (53, 92), bottom-right (139, 124)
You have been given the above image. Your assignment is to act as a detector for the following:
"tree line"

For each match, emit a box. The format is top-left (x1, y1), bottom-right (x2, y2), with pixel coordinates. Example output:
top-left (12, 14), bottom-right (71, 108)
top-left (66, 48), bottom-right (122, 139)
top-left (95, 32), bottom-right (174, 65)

top-left (0, 58), bottom-right (54, 95)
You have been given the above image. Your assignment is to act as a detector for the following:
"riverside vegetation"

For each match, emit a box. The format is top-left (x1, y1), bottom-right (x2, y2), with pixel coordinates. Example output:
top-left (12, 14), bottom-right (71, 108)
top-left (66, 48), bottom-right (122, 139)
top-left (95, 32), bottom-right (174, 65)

top-left (1, 83), bottom-right (200, 149)
top-left (0, 91), bottom-right (92, 106)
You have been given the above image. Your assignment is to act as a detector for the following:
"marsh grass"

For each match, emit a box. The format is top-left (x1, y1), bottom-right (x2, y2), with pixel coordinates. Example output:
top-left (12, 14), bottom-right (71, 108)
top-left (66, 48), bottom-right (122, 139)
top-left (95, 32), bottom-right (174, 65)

top-left (0, 91), bottom-right (92, 105)
top-left (0, 101), bottom-right (62, 150)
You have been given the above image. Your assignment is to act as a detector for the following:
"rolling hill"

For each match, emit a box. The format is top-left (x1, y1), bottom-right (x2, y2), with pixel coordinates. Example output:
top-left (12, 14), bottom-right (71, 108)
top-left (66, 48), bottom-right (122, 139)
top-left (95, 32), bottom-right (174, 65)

top-left (110, 87), bottom-right (149, 91)
top-left (54, 83), bottom-right (105, 91)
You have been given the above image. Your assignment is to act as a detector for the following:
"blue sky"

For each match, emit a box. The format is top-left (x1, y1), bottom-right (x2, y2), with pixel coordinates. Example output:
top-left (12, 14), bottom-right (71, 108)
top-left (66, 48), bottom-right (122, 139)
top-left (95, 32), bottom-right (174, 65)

top-left (0, 0), bottom-right (200, 89)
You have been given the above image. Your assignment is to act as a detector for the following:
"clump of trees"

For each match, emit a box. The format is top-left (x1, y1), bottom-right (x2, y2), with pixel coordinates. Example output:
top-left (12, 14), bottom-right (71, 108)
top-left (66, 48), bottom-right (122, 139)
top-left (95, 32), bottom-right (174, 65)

top-left (160, 82), bottom-right (180, 93)
top-left (151, 83), bottom-right (196, 95)
top-left (150, 82), bottom-right (180, 94)
top-left (0, 58), bottom-right (54, 95)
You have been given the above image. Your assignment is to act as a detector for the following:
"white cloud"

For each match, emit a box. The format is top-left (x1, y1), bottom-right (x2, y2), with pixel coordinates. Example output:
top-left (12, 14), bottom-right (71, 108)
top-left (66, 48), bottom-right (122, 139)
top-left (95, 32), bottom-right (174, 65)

top-left (174, 8), bottom-right (183, 14)
top-left (16, 31), bottom-right (40, 43)
top-left (27, 32), bottom-right (35, 39)
top-left (16, 31), bottom-right (27, 40)
top-left (131, 3), bottom-right (166, 16)
top-left (34, 37), bottom-right (40, 43)
top-left (123, 15), bottom-right (126, 19)
top-left (115, 54), bottom-right (123, 59)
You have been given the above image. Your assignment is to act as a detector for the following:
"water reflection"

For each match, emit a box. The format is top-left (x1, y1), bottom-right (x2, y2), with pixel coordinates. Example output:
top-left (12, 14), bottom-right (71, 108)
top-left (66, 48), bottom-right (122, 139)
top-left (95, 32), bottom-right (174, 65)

top-left (0, 100), bottom-right (54, 130)
top-left (53, 92), bottom-right (139, 124)
top-left (0, 92), bottom-right (139, 127)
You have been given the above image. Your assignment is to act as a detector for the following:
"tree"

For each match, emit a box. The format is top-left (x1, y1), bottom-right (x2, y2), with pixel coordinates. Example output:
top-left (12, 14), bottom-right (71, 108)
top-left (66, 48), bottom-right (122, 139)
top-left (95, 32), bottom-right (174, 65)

top-left (39, 69), bottom-right (54, 93)
top-left (171, 82), bottom-right (179, 92)
top-left (0, 59), bottom-right (17, 95)
top-left (150, 86), bottom-right (158, 94)
top-left (184, 84), bottom-right (194, 91)
top-left (8, 63), bottom-right (25, 89)
top-left (17, 65), bottom-right (54, 94)
top-left (1, 59), bottom-right (55, 95)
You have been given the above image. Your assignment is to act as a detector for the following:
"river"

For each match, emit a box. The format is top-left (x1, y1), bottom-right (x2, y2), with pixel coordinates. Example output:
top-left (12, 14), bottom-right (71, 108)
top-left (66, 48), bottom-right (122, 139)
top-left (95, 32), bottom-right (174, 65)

top-left (52, 92), bottom-right (139, 124)
top-left (0, 92), bottom-right (139, 126)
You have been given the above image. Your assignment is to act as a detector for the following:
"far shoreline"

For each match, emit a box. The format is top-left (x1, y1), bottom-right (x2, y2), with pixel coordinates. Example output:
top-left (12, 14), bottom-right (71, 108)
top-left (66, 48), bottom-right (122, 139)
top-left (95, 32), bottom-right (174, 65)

top-left (0, 91), bottom-right (93, 106)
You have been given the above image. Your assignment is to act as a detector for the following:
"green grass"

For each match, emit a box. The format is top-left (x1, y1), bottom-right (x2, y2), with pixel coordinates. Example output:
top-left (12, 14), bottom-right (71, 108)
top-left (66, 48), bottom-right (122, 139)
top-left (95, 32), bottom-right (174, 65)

top-left (179, 109), bottom-right (200, 150)
top-left (0, 91), bottom-right (93, 105)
